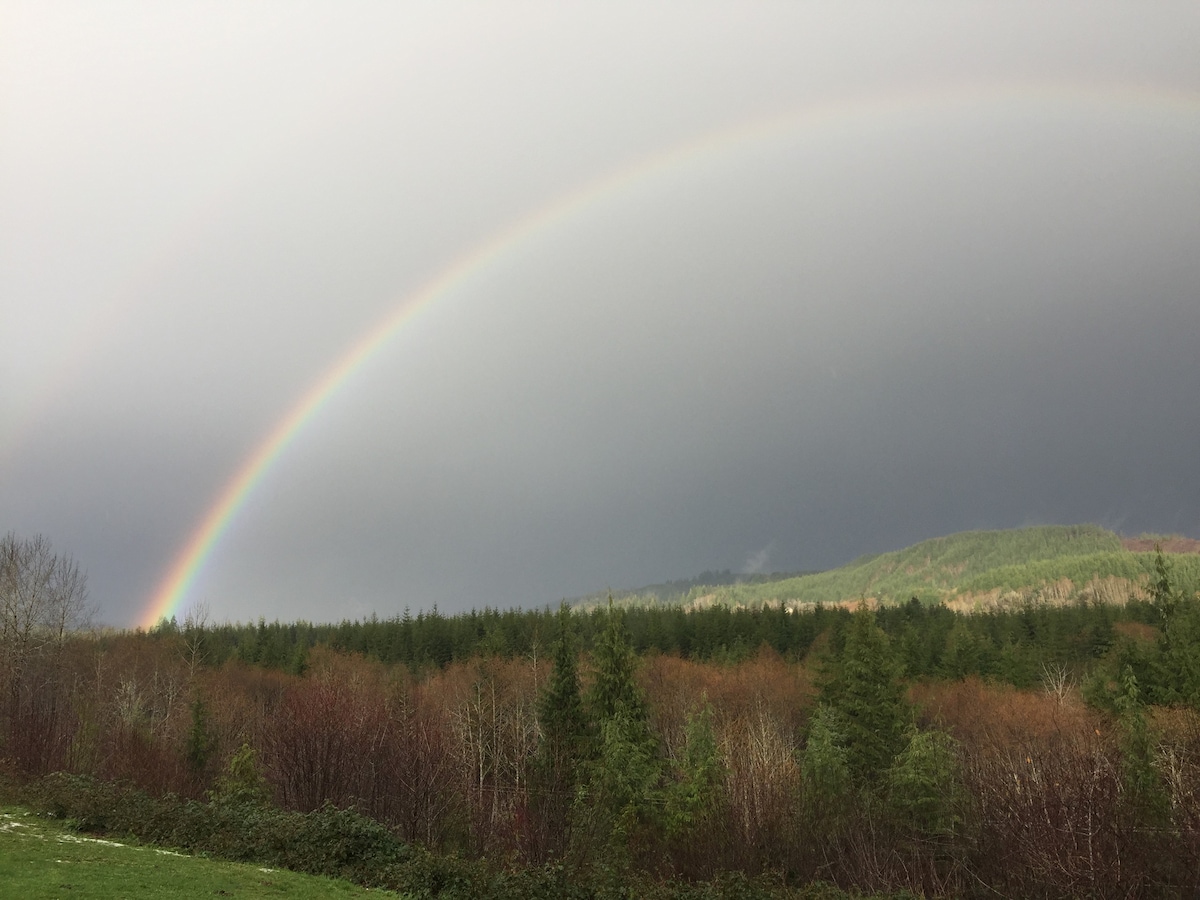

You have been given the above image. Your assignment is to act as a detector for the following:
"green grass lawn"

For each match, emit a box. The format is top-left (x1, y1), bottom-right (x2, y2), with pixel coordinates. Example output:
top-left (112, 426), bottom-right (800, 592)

top-left (0, 808), bottom-right (403, 900)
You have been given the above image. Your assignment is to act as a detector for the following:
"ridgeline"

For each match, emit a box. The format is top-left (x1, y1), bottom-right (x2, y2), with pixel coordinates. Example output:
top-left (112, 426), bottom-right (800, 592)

top-left (585, 524), bottom-right (1200, 613)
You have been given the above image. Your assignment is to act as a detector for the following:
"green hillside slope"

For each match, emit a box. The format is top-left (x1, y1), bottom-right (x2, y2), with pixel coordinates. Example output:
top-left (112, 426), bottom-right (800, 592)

top-left (601, 525), bottom-right (1200, 612)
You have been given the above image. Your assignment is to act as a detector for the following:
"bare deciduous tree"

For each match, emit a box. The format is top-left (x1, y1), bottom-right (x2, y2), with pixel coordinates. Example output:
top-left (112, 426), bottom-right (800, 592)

top-left (1040, 661), bottom-right (1074, 706)
top-left (0, 532), bottom-right (93, 690)
top-left (181, 600), bottom-right (211, 678)
top-left (1, 532), bottom-right (93, 773)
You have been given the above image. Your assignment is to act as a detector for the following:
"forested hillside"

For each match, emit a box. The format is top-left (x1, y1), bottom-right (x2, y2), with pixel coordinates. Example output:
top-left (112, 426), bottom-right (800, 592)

top-left (596, 525), bottom-right (1200, 612)
top-left (5, 528), bottom-right (1200, 897)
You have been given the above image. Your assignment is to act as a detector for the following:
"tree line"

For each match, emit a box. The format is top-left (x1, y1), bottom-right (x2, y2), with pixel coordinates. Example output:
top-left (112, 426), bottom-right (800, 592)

top-left (151, 583), bottom-right (1162, 691)
top-left (6, 532), bottom-right (1200, 896)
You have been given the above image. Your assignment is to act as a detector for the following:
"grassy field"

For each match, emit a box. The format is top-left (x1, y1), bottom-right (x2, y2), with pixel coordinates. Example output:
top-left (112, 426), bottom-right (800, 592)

top-left (0, 808), bottom-right (401, 900)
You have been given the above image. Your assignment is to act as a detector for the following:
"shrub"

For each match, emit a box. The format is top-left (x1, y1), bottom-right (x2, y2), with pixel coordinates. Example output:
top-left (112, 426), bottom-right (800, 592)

top-left (20, 773), bottom-right (410, 887)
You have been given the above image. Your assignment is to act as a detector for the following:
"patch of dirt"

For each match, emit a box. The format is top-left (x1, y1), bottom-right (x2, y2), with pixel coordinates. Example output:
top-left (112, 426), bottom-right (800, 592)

top-left (1121, 536), bottom-right (1200, 554)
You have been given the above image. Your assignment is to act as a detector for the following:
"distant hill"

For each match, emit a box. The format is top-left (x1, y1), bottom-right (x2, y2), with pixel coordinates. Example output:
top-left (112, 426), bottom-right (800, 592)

top-left (568, 567), bottom-right (821, 608)
top-left (577, 525), bottom-right (1200, 613)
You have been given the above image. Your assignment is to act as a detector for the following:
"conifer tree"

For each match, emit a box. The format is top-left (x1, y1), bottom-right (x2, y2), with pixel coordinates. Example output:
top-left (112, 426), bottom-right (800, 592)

top-left (1150, 546), bottom-right (1200, 707)
top-left (819, 606), bottom-right (911, 787)
top-left (537, 604), bottom-right (591, 769)
top-left (532, 604), bottom-right (592, 858)
top-left (1151, 545), bottom-right (1181, 623)
top-left (1114, 665), bottom-right (1170, 829)
top-left (210, 743), bottom-right (271, 806)
top-left (587, 601), bottom-right (650, 730)
top-left (887, 728), bottom-right (964, 839)
top-left (666, 703), bottom-right (725, 840)
top-left (574, 601), bottom-right (663, 866)
top-left (800, 703), bottom-right (852, 830)
top-left (940, 618), bottom-right (985, 679)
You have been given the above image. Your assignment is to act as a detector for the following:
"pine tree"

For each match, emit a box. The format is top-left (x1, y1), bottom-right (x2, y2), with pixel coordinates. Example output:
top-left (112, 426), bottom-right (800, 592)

top-left (801, 703), bottom-right (852, 824)
top-left (887, 728), bottom-right (963, 839)
top-left (210, 742), bottom-right (270, 806)
top-left (819, 606), bottom-right (911, 787)
top-left (538, 616), bottom-right (590, 772)
top-left (940, 618), bottom-right (984, 679)
top-left (530, 604), bottom-right (592, 859)
top-left (666, 703), bottom-right (725, 840)
top-left (1151, 545), bottom-right (1180, 623)
top-left (587, 602), bottom-right (650, 729)
top-left (586, 709), bottom-right (664, 864)
top-left (1114, 665), bottom-right (1170, 829)
top-left (1152, 547), bottom-right (1200, 707)
top-left (799, 704), bottom-right (854, 860)
top-left (574, 601), bottom-right (663, 866)
top-left (538, 604), bottom-right (591, 765)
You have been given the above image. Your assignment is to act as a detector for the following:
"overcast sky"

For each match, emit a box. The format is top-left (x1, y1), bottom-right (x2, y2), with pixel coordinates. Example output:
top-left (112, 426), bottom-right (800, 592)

top-left (3, 2), bottom-right (1199, 628)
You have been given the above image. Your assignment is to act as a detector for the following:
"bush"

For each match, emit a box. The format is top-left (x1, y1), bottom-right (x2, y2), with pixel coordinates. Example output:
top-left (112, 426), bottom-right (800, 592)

top-left (16, 773), bottom-right (882, 899)
top-left (20, 773), bottom-right (409, 886)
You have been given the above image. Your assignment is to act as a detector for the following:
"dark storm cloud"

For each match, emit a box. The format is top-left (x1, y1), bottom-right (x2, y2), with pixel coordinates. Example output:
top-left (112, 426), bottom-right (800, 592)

top-left (194, 101), bottom-right (1200, 622)
top-left (3, 3), bottom-right (1199, 625)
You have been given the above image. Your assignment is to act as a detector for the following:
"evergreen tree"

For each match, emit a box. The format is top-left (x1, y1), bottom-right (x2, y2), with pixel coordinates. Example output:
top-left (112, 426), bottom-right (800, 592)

top-left (583, 709), bottom-right (664, 866)
top-left (210, 743), bottom-right (271, 806)
top-left (574, 602), bottom-right (663, 866)
top-left (532, 604), bottom-right (592, 857)
top-left (537, 604), bottom-right (590, 766)
top-left (1154, 549), bottom-right (1200, 707)
top-left (666, 703), bottom-right (725, 840)
top-left (940, 618), bottom-right (984, 679)
top-left (587, 602), bottom-right (650, 729)
top-left (800, 704), bottom-right (852, 832)
top-left (1151, 545), bottom-right (1181, 624)
top-left (819, 606), bottom-right (911, 787)
top-left (1114, 665), bottom-right (1170, 829)
top-left (887, 728), bottom-right (964, 840)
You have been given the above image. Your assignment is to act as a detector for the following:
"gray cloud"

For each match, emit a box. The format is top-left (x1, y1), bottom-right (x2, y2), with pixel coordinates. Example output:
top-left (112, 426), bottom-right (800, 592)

top-left (3, 3), bottom-right (1199, 626)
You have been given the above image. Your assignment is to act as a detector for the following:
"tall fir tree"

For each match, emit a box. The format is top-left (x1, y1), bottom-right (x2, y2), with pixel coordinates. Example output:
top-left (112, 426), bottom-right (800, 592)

top-left (587, 601), bottom-right (650, 729)
top-left (1114, 665), bottom-right (1170, 829)
top-left (532, 603), bottom-right (592, 858)
top-left (574, 601), bottom-right (663, 867)
top-left (1147, 546), bottom-right (1200, 708)
top-left (819, 605), bottom-right (912, 786)
top-left (537, 603), bottom-right (591, 769)
top-left (666, 702), bottom-right (726, 841)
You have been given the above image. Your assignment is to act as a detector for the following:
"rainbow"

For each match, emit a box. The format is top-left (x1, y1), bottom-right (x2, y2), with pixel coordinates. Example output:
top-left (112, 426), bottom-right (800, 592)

top-left (139, 81), bottom-right (1200, 628)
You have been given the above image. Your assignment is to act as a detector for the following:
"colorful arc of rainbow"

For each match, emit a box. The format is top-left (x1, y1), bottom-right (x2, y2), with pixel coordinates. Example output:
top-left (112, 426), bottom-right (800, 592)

top-left (140, 128), bottom-right (709, 627)
top-left (140, 81), bottom-right (1200, 628)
